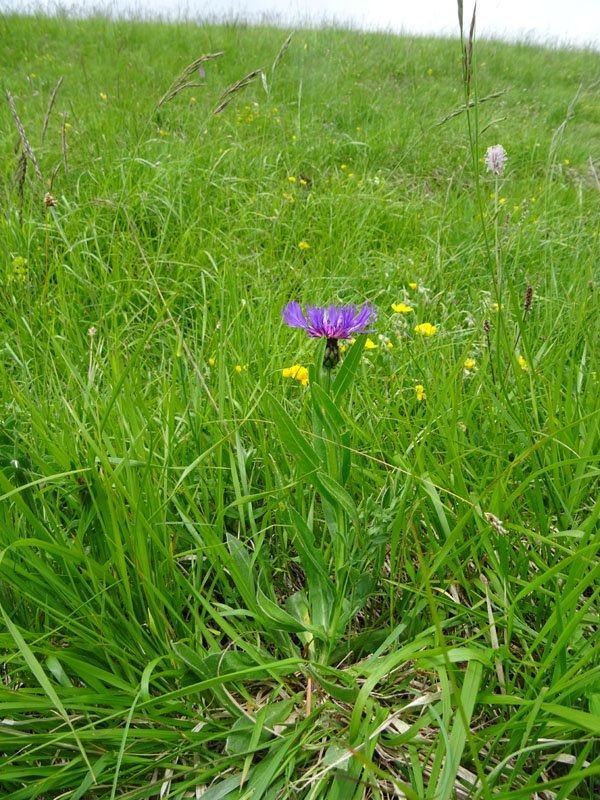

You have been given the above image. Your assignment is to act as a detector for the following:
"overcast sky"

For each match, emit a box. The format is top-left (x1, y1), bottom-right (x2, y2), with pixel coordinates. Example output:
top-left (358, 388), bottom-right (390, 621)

top-left (1, 0), bottom-right (599, 48)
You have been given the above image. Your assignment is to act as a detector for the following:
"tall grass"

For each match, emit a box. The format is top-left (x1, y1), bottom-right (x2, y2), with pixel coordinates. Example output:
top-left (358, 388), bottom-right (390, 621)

top-left (0, 9), bottom-right (599, 799)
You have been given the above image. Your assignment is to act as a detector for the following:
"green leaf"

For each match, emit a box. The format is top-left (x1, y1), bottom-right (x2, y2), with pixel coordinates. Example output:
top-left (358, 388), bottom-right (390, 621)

top-left (542, 702), bottom-right (600, 734)
top-left (256, 581), bottom-right (316, 634)
top-left (0, 602), bottom-right (94, 777)
top-left (316, 471), bottom-right (361, 531)
top-left (226, 697), bottom-right (295, 755)
top-left (437, 659), bottom-right (483, 800)
top-left (332, 333), bottom-right (366, 403)
top-left (226, 533), bottom-right (256, 596)
top-left (268, 394), bottom-right (322, 474)
top-left (288, 508), bottom-right (335, 631)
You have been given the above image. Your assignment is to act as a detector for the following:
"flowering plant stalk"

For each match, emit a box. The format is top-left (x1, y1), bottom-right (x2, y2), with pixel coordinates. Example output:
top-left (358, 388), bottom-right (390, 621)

top-left (267, 301), bottom-right (380, 663)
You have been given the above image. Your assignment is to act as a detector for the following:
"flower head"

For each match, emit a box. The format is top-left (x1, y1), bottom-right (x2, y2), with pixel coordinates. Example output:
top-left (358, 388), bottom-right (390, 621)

top-left (518, 355), bottom-right (528, 371)
top-left (414, 322), bottom-right (436, 337)
top-left (415, 384), bottom-right (427, 401)
top-left (391, 302), bottom-right (413, 314)
top-left (282, 301), bottom-right (377, 340)
top-left (282, 300), bottom-right (378, 368)
top-left (283, 364), bottom-right (309, 386)
top-left (484, 144), bottom-right (507, 175)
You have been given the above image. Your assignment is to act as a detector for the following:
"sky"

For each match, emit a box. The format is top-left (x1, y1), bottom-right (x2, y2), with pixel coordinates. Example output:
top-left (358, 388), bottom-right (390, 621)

top-left (1, 0), bottom-right (599, 49)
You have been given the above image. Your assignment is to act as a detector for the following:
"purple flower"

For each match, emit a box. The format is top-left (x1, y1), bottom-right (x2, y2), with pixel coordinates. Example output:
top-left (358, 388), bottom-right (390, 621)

top-left (484, 144), bottom-right (507, 175)
top-left (282, 301), bottom-right (378, 339)
top-left (282, 300), bottom-right (378, 368)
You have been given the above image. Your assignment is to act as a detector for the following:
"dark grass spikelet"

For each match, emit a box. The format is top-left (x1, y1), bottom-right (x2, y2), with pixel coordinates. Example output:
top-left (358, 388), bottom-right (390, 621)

top-left (41, 76), bottom-right (64, 145)
top-left (213, 67), bottom-right (264, 115)
top-left (154, 52), bottom-right (224, 111)
top-left (484, 318), bottom-right (496, 385)
top-left (6, 90), bottom-right (44, 185)
top-left (523, 285), bottom-right (533, 316)
top-left (12, 150), bottom-right (27, 222)
top-left (62, 111), bottom-right (69, 177)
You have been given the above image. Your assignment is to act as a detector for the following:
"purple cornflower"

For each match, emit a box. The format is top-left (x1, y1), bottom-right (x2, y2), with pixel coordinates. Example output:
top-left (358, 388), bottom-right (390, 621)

top-left (282, 300), bottom-right (378, 368)
top-left (484, 144), bottom-right (507, 175)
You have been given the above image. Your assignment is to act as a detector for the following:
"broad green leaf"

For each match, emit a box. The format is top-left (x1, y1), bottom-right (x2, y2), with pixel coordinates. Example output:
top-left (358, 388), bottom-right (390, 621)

top-left (332, 334), bottom-right (366, 403)
top-left (268, 394), bottom-right (322, 475)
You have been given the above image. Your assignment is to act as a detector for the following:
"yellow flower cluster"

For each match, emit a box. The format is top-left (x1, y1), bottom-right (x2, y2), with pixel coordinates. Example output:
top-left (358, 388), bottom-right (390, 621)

top-left (391, 302), bottom-right (413, 314)
top-left (518, 355), bottom-right (528, 371)
top-left (414, 323), bottom-right (436, 337)
top-left (415, 384), bottom-right (427, 401)
top-left (298, 241), bottom-right (310, 249)
top-left (282, 364), bottom-right (309, 386)
top-left (464, 358), bottom-right (476, 370)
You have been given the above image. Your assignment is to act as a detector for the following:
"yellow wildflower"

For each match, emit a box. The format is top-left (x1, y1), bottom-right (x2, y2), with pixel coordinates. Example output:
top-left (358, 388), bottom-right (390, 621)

top-left (288, 176), bottom-right (297, 182)
top-left (190, 97), bottom-right (196, 103)
top-left (414, 323), bottom-right (436, 337)
top-left (209, 357), bottom-right (215, 366)
top-left (282, 364), bottom-right (309, 386)
top-left (415, 384), bottom-right (427, 401)
top-left (99, 92), bottom-right (107, 100)
top-left (518, 355), bottom-right (528, 371)
top-left (235, 365), bottom-right (242, 373)
top-left (391, 302), bottom-right (413, 314)
top-left (408, 282), bottom-right (417, 289)
top-left (493, 303), bottom-right (504, 312)
top-left (464, 358), bottom-right (476, 370)
top-left (298, 241), bottom-right (310, 249)
top-left (364, 338), bottom-right (378, 349)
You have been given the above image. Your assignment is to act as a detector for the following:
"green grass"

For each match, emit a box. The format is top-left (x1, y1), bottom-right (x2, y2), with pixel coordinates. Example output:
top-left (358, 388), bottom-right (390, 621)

top-left (0, 8), bottom-right (600, 799)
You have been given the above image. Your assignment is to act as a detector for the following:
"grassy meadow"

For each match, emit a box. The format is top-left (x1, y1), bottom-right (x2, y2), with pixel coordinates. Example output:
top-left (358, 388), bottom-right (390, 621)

top-left (1, 8), bottom-right (600, 798)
